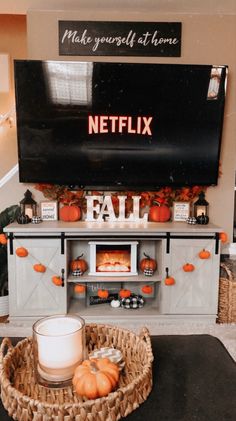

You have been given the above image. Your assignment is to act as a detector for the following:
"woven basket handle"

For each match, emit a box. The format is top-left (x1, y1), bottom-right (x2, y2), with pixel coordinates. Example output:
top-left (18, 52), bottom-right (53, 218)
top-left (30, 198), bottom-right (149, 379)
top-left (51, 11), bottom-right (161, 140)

top-left (220, 263), bottom-right (234, 281)
top-left (139, 326), bottom-right (150, 341)
top-left (0, 337), bottom-right (13, 367)
top-left (139, 327), bottom-right (154, 363)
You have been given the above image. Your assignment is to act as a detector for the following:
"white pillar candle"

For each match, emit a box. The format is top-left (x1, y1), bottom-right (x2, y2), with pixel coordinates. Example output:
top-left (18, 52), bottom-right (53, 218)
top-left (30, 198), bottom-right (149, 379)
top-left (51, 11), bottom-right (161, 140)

top-left (33, 315), bottom-right (85, 383)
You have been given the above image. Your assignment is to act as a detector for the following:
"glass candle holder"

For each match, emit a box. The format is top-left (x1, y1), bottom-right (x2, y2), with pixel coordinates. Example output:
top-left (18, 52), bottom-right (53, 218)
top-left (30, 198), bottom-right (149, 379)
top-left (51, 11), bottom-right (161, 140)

top-left (33, 314), bottom-right (85, 388)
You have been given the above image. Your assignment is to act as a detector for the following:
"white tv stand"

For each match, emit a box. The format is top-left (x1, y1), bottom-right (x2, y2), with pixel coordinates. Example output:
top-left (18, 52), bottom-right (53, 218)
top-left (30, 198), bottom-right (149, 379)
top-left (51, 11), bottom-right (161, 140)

top-left (4, 221), bottom-right (222, 329)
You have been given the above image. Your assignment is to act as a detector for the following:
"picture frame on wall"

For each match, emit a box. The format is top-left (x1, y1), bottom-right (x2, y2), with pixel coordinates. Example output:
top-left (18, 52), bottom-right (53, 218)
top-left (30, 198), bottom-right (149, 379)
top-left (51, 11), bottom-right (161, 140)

top-left (40, 201), bottom-right (58, 221)
top-left (173, 202), bottom-right (190, 222)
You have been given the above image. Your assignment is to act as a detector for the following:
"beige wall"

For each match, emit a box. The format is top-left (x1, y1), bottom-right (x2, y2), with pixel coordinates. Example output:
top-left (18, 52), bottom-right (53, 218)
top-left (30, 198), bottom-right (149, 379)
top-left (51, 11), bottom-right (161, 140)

top-left (1, 8), bottom-right (236, 243)
top-left (0, 15), bottom-right (26, 120)
top-left (0, 15), bottom-right (28, 206)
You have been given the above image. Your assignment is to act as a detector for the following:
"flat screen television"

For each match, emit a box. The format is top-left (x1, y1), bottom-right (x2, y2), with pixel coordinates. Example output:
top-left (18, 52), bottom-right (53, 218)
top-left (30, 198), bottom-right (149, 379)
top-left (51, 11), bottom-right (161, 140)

top-left (14, 60), bottom-right (227, 190)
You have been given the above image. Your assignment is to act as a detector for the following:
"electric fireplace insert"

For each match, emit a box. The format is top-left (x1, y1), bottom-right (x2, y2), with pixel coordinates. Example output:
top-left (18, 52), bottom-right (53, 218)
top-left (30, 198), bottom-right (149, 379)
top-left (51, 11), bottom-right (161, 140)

top-left (88, 241), bottom-right (138, 276)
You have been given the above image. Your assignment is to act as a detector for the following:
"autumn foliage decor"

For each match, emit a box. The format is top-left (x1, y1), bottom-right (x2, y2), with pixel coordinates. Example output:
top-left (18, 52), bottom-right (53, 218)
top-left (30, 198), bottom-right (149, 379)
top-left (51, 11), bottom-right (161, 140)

top-left (35, 184), bottom-right (207, 217)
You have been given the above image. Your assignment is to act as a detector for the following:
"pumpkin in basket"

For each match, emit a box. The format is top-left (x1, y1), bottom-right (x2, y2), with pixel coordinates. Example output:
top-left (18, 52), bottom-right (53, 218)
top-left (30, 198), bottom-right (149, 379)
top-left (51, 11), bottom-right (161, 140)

top-left (72, 357), bottom-right (120, 399)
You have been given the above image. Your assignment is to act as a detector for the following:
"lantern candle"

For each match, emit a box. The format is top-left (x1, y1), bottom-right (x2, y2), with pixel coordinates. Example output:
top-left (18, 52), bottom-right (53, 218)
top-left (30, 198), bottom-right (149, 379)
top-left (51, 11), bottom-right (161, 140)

top-left (193, 191), bottom-right (209, 219)
top-left (33, 314), bottom-right (85, 387)
top-left (195, 206), bottom-right (206, 217)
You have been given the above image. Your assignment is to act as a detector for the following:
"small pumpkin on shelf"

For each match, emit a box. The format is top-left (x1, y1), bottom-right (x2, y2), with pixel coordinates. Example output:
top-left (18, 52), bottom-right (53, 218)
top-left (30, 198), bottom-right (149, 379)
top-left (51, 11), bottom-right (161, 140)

top-left (59, 203), bottom-right (81, 222)
top-left (33, 263), bottom-right (46, 273)
top-left (119, 289), bottom-right (131, 299)
top-left (148, 200), bottom-right (171, 222)
top-left (196, 213), bottom-right (209, 225)
top-left (139, 253), bottom-right (157, 276)
top-left (141, 285), bottom-right (153, 295)
top-left (72, 357), bottom-right (120, 399)
top-left (97, 289), bottom-right (109, 299)
top-left (198, 249), bottom-right (211, 259)
top-left (17, 213), bottom-right (30, 225)
top-left (182, 263), bottom-right (195, 272)
top-left (74, 284), bottom-right (86, 294)
top-left (70, 254), bottom-right (88, 274)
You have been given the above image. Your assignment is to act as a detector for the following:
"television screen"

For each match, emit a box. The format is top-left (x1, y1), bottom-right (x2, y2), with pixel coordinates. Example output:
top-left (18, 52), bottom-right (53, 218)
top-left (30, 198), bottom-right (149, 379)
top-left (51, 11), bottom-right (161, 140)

top-left (14, 60), bottom-right (227, 190)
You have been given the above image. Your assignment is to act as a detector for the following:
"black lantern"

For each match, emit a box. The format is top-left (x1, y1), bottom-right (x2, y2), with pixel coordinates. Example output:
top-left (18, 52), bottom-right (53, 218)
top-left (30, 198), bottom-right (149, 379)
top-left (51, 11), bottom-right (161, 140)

top-left (194, 191), bottom-right (209, 219)
top-left (20, 190), bottom-right (37, 220)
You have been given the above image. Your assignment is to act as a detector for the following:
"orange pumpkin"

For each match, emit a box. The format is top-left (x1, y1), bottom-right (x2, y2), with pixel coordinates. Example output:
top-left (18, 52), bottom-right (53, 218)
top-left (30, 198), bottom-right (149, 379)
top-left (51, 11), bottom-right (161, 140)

top-left (70, 254), bottom-right (88, 273)
top-left (183, 263), bottom-right (195, 272)
top-left (165, 276), bottom-right (175, 286)
top-left (72, 357), bottom-right (119, 399)
top-left (164, 267), bottom-right (175, 285)
top-left (59, 204), bottom-right (81, 222)
top-left (198, 249), bottom-right (211, 259)
top-left (149, 202), bottom-right (171, 222)
top-left (74, 284), bottom-right (86, 294)
top-left (16, 247), bottom-right (28, 257)
top-left (33, 263), bottom-right (46, 273)
top-left (119, 289), bottom-right (131, 298)
top-left (220, 232), bottom-right (228, 244)
top-left (52, 276), bottom-right (63, 286)
top-left (98, 289), bottom-right (109, 299)
top-left (139, 253), bottom-right (157, 272)
top-left (141, 285), bottom-right (153, 295)
top-left (0, 233), bottom-right (7, 245)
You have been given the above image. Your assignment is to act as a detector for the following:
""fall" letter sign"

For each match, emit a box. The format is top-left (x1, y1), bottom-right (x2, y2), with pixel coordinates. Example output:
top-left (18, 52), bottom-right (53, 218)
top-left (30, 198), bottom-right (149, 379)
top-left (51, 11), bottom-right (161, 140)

top-left (85, 195), bottom-right (148, 222)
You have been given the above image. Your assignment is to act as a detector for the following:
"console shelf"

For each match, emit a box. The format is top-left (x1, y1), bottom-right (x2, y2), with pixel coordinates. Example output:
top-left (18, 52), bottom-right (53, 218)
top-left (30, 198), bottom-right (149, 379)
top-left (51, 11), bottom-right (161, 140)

top-left (68, 298), bottom-right (161, 318)
top-left (67, 272), bottom-right (162, 283)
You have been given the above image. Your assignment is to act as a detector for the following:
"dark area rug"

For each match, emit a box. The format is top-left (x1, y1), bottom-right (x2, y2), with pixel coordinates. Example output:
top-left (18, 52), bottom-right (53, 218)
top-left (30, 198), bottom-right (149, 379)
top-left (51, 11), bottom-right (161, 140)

top-left (124, 334), bottom-right (236, 421)
top-left (1, 335), bottom-right (236, 421)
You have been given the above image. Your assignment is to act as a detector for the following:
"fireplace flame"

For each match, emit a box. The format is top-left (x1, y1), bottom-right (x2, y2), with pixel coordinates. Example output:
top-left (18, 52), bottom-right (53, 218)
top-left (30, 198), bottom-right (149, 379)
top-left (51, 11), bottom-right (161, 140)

top-left (96, 250), bottom-right (131, 272)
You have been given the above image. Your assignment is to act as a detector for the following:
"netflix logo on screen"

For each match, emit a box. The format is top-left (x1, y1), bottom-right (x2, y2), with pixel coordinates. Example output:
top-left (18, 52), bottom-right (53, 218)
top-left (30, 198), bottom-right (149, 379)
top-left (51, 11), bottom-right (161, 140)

top-left (88, 115), bottom-right (153, 135)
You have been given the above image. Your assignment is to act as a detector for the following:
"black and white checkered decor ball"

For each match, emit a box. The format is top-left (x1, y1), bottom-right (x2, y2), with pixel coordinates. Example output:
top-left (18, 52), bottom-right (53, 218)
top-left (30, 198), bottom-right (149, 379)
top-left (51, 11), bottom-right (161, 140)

top-left (186, 216), bottom-right (197, 225)
top-left (31, 216), bottom-right (42, 224)
top-left (120, 294), bottom-right (145, 309)
top-left (143, 268), bottom-right (154, 276)
top-left (71, 269), bottom-right (83, 276)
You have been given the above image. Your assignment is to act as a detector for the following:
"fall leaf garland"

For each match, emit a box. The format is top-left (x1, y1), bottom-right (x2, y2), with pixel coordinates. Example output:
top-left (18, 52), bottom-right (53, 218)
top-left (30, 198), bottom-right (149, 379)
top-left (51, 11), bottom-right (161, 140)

top-left (34, 184), bottom-right (207, 215)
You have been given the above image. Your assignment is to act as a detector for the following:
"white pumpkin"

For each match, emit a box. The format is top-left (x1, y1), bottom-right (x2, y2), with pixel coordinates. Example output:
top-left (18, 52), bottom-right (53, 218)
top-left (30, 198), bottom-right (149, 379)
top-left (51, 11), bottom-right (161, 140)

top-left (110, 299), bottom-right (121, 308)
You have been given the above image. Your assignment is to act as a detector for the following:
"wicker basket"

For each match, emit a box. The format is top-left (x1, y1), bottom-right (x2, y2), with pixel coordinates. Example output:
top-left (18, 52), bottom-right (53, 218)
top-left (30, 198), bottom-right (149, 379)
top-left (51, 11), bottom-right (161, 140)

top-left (0, 323), bottom-right (154, 421)
top-left (217, 262), bottom-right (236, 323)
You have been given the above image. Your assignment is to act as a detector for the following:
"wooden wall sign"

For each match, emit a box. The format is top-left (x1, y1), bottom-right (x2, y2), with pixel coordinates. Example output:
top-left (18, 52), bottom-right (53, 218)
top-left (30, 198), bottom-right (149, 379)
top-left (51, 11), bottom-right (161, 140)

top-left (59, 21), bottom-right (181, 57)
